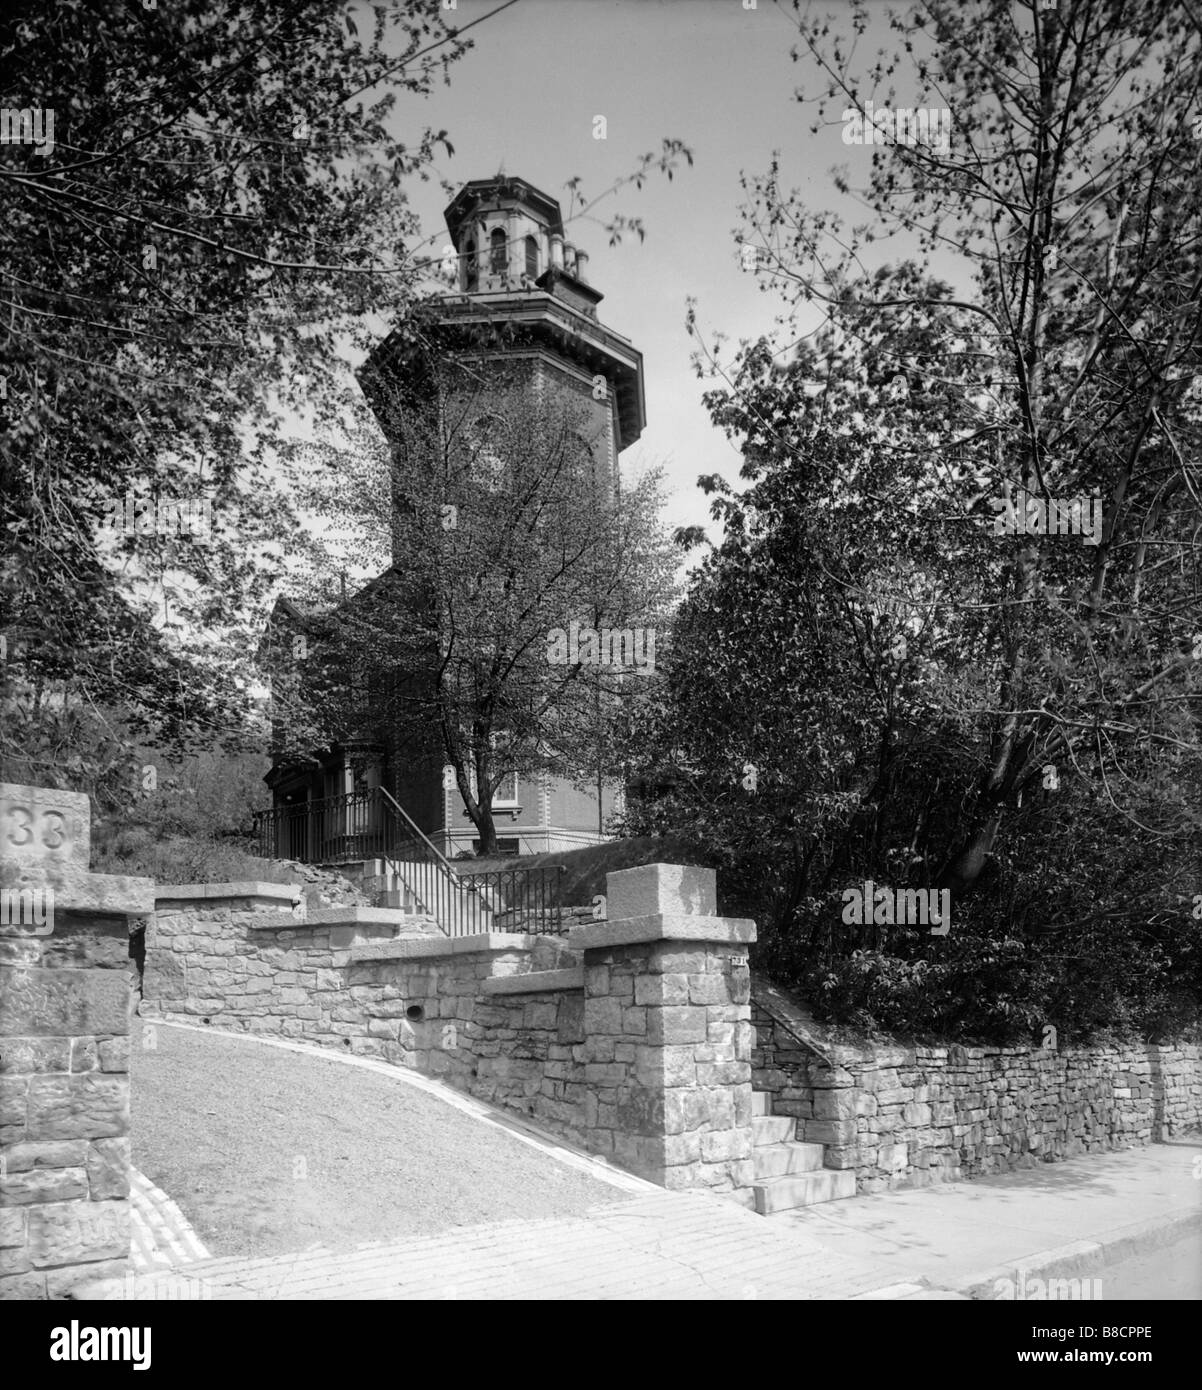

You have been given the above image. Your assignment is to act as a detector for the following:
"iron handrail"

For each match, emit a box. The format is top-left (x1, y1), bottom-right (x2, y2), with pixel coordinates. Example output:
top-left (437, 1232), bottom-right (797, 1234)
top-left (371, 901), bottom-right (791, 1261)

top-left (375, 785), bottom-right (458, 876)
top-left (251, 788), bottom-right (566, 934)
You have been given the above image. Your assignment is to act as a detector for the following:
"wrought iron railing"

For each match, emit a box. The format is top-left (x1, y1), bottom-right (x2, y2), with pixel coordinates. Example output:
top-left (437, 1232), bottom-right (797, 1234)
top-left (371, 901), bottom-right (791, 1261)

top-left (252, 788), bottom-right (564, 936)
top-left (454, 866), bottom-right (566, 937)
top-left (252, 791), bottom-right (392, 865)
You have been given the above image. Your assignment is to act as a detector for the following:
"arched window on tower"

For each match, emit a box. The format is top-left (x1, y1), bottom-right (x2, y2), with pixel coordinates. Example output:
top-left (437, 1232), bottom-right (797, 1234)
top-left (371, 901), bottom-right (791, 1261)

top-left (464, 237), bottom-right (478, 291)
top-left (490, 227), bottom-right (507, 276)
top-left (524, 236), bottom-right (539, 281)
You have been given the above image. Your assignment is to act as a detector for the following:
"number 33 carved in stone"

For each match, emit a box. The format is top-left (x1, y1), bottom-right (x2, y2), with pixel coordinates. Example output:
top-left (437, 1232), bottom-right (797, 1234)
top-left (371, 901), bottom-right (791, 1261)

top-left (3, 804), bottom-right (67, 850)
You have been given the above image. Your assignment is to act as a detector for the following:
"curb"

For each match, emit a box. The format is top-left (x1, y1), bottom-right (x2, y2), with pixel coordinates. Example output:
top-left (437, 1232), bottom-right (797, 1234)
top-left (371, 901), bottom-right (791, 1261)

top-left (956, 1204), bottom-right (1202, 1299)
top-left (141, 1017), bottom-right (660, 1197)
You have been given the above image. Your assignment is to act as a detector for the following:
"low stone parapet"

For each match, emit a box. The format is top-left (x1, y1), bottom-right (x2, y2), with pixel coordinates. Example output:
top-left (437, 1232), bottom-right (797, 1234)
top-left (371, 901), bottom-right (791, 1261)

top-left (143, 886), bottom-right (441, 1030)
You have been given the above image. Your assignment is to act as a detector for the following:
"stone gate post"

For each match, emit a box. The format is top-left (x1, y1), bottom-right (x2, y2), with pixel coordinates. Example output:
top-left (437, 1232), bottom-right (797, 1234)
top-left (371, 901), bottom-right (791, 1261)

top-left (0, 784), bottom-right (152, 1299)
top-left (571, 863), bottom-right (757, 1203)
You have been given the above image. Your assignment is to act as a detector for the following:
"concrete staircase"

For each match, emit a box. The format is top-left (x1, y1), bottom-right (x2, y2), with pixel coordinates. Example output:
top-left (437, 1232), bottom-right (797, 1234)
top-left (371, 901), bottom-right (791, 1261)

top-left (750, 1090), bottom-right (856, 1215)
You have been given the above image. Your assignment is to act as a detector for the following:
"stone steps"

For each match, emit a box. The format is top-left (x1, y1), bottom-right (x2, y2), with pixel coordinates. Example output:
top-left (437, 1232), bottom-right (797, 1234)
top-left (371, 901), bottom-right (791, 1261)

top-left (751, 1114), bottom-right (796, 1145)
top-left (368, 859), bottom-right (497, 933)
top-left (754, 1141), bottom-right (825, 1179)
top-left (749, 1090), bottom-right (856, 1215)
top-left (753, 1168), bottom-right (857, 1215)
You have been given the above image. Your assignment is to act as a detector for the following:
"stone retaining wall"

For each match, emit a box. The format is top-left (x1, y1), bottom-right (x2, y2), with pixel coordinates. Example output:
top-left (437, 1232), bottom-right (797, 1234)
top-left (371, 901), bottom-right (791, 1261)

top-left (143, 883), bottom-right (439, 1038)
top-left (752, 988), bottom-right (1202, 1194)
top-left (143, 864), bottom-right (758, 1198)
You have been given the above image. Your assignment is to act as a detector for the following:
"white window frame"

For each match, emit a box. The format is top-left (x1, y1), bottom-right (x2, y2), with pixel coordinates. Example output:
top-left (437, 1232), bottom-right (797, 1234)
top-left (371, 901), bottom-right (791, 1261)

top-left (463, 732), bottom-right (520, 808)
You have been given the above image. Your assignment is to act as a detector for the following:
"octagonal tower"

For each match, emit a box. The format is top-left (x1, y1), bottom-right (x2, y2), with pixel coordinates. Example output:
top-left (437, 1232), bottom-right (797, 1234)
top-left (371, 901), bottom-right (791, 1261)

top-left (360, 174), bottom-right (645, 502)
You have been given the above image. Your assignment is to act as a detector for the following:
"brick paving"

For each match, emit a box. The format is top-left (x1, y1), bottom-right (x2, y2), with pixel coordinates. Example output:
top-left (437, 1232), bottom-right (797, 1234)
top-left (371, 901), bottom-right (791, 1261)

top-left (102, 1189), bottom-right (903, 1300)
top-left (129, 1168), bottom-right (211, 1273)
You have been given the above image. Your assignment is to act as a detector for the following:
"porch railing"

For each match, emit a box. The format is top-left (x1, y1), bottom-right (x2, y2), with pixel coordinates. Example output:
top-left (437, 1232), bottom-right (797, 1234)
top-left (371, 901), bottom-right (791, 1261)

top-left (252, 788), bottom-right (564, 936)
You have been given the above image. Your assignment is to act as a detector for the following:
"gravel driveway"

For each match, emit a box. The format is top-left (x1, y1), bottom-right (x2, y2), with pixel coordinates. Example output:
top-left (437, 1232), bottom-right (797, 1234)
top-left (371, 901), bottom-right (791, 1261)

top-left (130, 1018), bottom-right (633, 1260)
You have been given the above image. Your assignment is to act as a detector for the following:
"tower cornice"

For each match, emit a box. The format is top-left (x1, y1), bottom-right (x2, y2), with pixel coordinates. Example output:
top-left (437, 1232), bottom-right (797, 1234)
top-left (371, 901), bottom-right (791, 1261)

top-left (364, 289), bottom-right (645, 449)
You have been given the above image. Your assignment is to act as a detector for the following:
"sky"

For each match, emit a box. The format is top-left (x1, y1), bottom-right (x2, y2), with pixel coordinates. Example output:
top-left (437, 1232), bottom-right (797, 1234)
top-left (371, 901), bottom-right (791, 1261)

top-left (354, 0), bottom-right (955, 547)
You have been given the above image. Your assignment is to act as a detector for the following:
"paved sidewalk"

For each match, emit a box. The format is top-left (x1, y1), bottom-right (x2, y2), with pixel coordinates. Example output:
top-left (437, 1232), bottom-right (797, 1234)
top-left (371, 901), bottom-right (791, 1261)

top-left (110, 1023), bottom-right (1201, 1301)
top-left (101, 1188), bottom-right (900, 1301)
top-left (103, 1137), bottom-right (1200, 1302)
top-left (775, 1139), bottom-right (1202, 1297)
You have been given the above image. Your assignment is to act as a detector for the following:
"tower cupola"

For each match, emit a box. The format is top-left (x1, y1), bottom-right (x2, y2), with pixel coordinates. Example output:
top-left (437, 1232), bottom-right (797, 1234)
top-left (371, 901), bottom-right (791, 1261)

top-left (444, 175), bottom-right (567, 294)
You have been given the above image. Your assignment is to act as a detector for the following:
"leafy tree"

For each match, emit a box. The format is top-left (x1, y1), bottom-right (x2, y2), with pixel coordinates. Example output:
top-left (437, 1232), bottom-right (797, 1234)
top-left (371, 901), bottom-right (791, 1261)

top-left (269, 322), bottom-right (677, 855)
top-left (1, 0), bottom-right (475, 790)
top-left (630, 0), bottom-right (1202, 1041)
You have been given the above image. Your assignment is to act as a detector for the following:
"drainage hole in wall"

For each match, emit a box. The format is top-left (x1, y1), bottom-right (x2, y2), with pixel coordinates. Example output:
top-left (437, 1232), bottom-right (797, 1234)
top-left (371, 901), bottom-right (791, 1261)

top-left (406, 1005), bottom-right (425, 1022)
top-left (342, 1038), bottom-right (351, 1046)
top-left (202, 1017), bottom-right (210, 1025)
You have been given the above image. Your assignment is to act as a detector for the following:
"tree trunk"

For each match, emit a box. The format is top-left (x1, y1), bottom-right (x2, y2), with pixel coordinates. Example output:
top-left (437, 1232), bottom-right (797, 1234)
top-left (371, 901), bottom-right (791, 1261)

top-left (473, 798), bottom-right (499, 857)
top-left (936, 809), bottom-right (1002, 894)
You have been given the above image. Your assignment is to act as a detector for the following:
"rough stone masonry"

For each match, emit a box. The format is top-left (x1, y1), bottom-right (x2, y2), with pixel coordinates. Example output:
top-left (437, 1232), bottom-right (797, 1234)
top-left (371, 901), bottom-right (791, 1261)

top-left (0, 783), bottom-right (152, 1300)
top-left (751, 988), bottom-right (1202, 1193)
top-left (144, 861), bottom-right (760, 1200)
